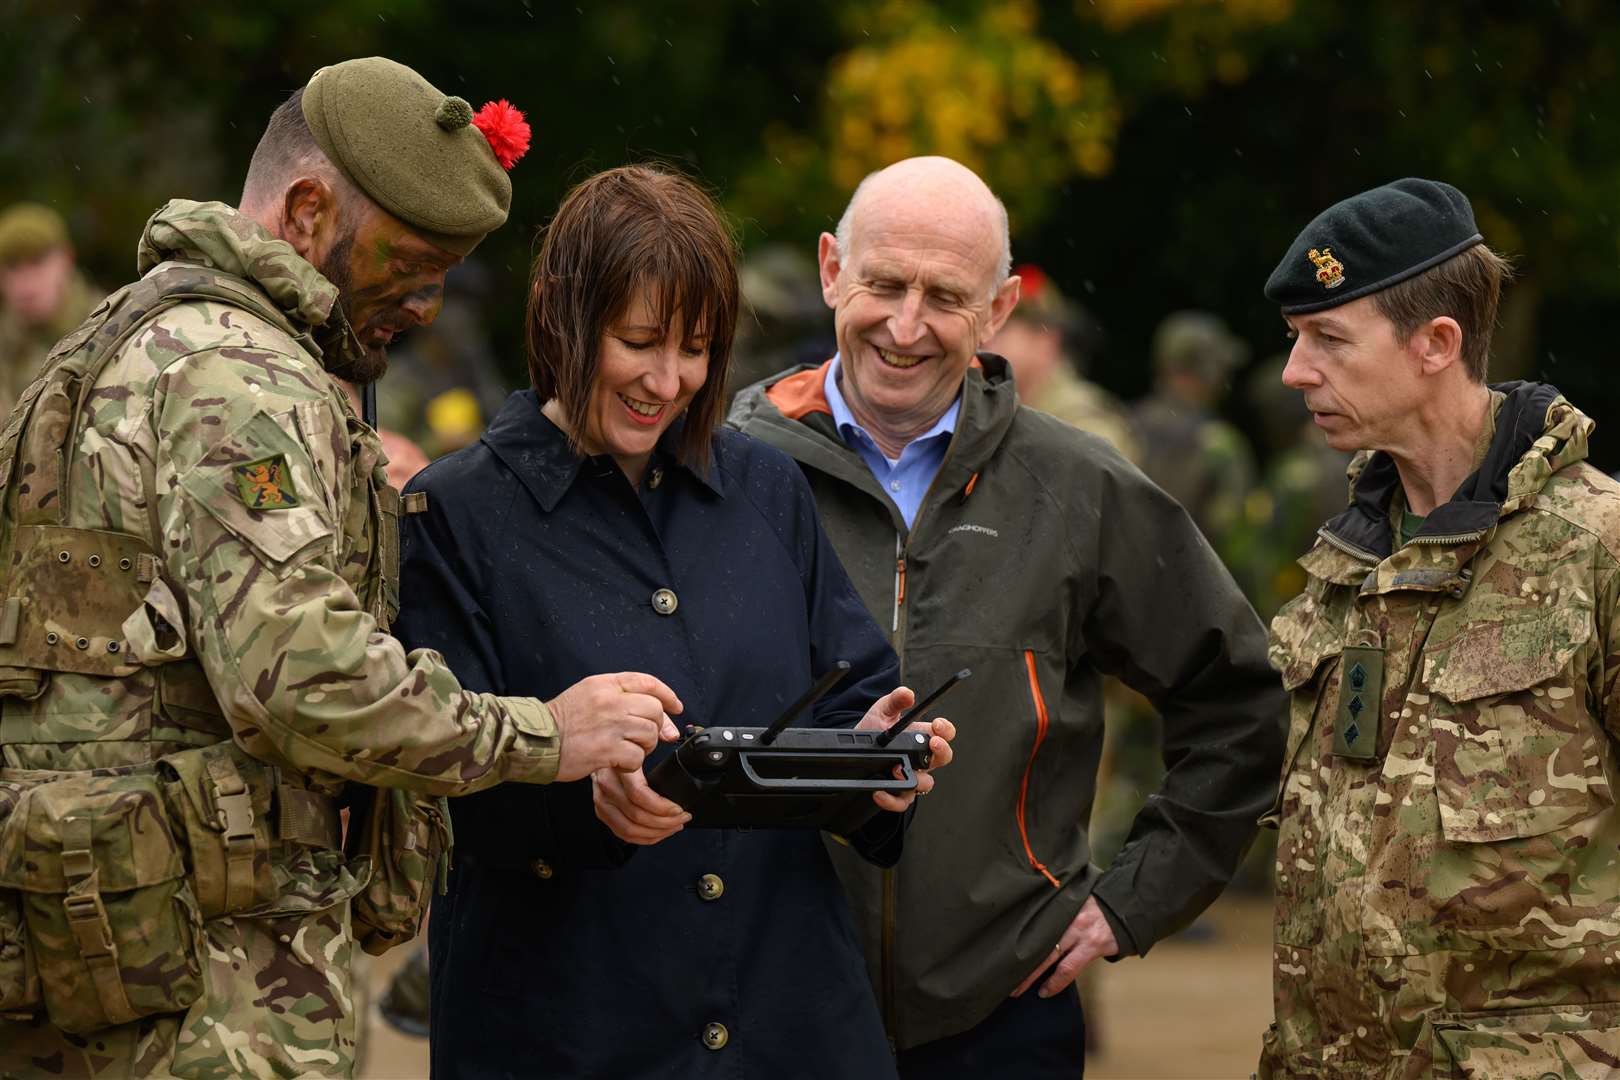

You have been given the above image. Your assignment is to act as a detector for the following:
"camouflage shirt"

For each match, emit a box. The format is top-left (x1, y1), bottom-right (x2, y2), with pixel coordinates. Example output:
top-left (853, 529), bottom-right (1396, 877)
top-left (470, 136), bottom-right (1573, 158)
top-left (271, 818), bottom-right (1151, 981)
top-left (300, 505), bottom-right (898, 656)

top-left (0, 200), bottom-right (558, 1078)
top-left (1260, 383), bottom-right (1620, 1078)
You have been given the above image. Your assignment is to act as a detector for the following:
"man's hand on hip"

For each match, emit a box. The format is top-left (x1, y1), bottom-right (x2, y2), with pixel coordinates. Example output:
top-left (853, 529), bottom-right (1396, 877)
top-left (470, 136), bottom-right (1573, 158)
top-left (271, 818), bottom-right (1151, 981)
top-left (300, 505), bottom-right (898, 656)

top-left (548, 672), bottom-right (683, 781)
top-left (1011, 896), bottom-right (1119, 999)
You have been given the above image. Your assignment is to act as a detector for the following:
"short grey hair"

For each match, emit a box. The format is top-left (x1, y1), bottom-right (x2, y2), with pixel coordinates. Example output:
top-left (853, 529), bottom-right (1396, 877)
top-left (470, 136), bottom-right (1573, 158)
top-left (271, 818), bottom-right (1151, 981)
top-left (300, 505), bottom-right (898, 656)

top-left (833, 169), bottom-right (1013, 296)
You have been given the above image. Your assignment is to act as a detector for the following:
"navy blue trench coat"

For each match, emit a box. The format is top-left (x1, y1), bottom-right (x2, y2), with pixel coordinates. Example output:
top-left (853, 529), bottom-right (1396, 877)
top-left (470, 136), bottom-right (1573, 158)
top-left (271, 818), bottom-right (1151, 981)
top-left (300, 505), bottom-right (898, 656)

top-left (398, 390), bottom-right (906, 1079)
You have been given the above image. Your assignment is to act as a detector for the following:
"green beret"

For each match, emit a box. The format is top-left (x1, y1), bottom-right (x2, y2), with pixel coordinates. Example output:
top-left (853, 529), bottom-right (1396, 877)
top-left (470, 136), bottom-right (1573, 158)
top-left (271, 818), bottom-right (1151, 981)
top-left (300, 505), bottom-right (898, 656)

top-left (0, 203), bottom-right (69, 265)
top-left (302, 57), bottom-right (511, 257)
top-left (1265, 178), bottom-right (1483, 315)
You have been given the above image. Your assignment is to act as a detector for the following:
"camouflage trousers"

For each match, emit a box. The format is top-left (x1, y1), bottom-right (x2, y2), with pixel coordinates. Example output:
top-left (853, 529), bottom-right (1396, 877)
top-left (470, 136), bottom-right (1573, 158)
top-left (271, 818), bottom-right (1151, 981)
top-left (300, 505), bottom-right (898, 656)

top-left (0, 903), bottom-right (359, 1079)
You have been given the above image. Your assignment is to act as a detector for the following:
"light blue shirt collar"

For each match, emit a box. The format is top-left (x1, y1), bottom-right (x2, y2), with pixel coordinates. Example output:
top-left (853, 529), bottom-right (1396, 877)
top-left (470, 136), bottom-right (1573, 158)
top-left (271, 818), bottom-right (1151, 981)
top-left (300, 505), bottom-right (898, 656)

top-left (823, 355), bottom-right (959, 528)
top-left (823, 355), bottom-right (960, 465)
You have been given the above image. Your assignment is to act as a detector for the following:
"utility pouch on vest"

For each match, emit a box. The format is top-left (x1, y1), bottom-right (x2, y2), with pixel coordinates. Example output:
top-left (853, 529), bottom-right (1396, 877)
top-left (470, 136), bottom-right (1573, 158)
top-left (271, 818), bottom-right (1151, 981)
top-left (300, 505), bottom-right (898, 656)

top-left (0, 765), bottom-right (204, 1034)
top-left (157, 744), bottom-right (279, 918)
top-left (346, 786), bottom-right (452, 956)
top-left (0, 774), bottom-right (40, 1019)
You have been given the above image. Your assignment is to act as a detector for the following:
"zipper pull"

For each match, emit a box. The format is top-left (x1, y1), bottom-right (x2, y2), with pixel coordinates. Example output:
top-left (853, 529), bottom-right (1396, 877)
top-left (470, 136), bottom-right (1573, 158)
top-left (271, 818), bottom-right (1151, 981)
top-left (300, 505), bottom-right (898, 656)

top-left (891, 533), bottom-right (905, 633)
top-left (959, 471), bottom-right (980, 505)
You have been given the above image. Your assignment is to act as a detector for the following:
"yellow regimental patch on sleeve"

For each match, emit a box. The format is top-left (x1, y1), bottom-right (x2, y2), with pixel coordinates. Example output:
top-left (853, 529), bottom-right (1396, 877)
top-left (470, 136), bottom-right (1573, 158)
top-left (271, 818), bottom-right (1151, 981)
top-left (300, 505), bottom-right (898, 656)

top-left (233, 455), bottom-right (300, 510)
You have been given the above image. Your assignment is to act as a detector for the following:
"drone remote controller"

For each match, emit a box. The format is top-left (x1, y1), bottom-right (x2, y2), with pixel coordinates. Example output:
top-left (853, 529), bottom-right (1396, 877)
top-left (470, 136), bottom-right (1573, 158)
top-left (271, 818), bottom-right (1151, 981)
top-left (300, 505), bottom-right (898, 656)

top-left (647, 665), bottom-right (969, 832)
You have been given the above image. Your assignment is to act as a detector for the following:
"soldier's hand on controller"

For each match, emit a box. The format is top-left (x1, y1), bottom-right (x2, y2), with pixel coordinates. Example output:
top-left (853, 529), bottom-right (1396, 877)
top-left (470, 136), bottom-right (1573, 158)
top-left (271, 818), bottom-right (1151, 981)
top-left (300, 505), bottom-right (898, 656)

top-left (592, 765), bottom-right (691, 844)
top-left (856, 686), bottom-right (957, 812)
top-left (548, 672), bottom-right (683, 781)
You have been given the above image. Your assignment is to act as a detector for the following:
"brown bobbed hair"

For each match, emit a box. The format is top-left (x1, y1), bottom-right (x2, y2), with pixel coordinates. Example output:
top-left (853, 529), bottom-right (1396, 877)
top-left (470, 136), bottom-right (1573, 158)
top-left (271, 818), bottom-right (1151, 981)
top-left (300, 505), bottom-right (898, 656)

top-left (1372, 242), bottom-right (1515, 383)
top-left (526, 164), bottom-right (740, 469)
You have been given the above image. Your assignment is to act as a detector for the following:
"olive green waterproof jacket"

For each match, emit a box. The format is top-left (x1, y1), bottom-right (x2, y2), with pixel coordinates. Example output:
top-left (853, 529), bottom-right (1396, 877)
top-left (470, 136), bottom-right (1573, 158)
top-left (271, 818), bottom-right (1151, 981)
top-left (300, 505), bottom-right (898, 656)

top-left (729, 354), bottom-right (1284, 1049)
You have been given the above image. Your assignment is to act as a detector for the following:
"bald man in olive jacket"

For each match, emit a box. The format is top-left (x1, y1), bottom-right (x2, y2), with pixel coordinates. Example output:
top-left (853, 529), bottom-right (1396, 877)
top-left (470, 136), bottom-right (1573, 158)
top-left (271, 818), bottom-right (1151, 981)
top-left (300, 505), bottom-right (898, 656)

top-left (728, 156), bottom-right (1283, 1077)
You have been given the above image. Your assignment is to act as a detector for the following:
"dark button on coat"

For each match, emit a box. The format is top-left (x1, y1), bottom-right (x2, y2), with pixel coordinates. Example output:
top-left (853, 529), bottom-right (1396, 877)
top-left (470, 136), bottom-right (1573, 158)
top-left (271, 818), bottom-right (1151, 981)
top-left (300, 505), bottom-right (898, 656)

top-left (398, 391), bottom-right (905, 1079)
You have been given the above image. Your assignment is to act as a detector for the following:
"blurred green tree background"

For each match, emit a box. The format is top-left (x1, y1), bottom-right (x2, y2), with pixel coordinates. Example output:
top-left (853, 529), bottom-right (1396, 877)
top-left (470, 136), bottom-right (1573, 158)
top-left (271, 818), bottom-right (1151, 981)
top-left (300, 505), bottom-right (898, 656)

top-left (5, 0), bottom-right (1617, 465)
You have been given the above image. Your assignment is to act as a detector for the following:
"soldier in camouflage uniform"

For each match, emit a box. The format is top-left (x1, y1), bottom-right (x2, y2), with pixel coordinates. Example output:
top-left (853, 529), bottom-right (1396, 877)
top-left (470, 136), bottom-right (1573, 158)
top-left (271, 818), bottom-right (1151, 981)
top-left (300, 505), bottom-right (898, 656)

top-left (0, 204), bottom-right (103, 419)
top-left (0, 58), bottom-right (679, 1079)
top-left (1259, 178), bottom-right (1620, 1078)
top-left (1131, 310), bottom-right (1255, 561)
top-left (985, 263), bottom-right (1140, 464)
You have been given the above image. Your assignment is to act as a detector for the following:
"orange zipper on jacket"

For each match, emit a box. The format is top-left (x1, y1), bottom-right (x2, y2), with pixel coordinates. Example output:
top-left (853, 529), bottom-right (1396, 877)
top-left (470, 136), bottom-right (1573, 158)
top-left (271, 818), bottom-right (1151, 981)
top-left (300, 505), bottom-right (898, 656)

top-left (1018, 649), bottom-right (1061, 889)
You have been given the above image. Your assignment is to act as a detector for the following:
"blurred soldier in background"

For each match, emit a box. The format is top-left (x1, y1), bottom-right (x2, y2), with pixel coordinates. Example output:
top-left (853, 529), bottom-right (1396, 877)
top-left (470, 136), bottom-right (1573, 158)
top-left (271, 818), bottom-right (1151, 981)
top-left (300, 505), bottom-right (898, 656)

top-left (0, 202), bottom-right (103, 416)
top-left (1099, 311), bottom-right (1259, 924)
top-left (1131, 310), bottom-right (1255, 557)
top-left (1235, 355), bottom-right (1352, 619)
top-left (377, 259), bottom-right (511, 458)
top-left (986, 263), bottom-right (1139, 462)
top-left (725, 243), bottom-right (835, 405)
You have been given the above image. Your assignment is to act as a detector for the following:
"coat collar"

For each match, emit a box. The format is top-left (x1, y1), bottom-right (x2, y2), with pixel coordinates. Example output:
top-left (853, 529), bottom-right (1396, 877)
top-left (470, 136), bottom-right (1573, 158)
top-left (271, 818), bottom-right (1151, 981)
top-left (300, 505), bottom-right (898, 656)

top-left (1302, 380), bottom-right (1591, 595)
top-left (1316, 380), bottom-right (1566, 564)
top-left (737, 351), bottom-right (1020, 481)
top-left (481, 389), bottom-right (724, 512)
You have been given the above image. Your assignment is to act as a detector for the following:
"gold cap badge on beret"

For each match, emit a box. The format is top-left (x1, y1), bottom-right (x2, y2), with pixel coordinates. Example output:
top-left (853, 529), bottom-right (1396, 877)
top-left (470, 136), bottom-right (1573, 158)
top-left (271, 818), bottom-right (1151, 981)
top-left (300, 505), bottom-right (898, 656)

top-left (301, 57), bottom-right (528, 257)
top-left (1308, 247), bottom-right (1345, 290)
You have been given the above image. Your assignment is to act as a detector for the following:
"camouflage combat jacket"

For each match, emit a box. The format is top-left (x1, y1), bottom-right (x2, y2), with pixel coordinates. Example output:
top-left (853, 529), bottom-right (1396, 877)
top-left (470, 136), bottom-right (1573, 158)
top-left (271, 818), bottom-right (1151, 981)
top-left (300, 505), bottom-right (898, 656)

top-left (0, 200), bottom-right (559, 1079)
top-left (1260, 382), bottom-right (1620, 1079)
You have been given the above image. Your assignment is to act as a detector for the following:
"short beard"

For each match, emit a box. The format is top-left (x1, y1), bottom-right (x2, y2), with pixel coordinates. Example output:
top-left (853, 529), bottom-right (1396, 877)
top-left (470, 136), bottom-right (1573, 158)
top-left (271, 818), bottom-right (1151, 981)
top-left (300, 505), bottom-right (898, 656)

top-left (316, 229), bottom-right (388, 386)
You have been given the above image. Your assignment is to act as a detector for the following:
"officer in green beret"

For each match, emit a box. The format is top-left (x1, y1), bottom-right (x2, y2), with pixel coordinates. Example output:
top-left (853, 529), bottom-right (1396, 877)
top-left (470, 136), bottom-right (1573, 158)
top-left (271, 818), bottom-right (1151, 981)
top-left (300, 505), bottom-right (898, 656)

top-left (0, 202), bottom-right (103, 418)
top-left (1259, 178), bottom-right (1620, 1077)
top-left (0, 57), bottom-right (681, 1079)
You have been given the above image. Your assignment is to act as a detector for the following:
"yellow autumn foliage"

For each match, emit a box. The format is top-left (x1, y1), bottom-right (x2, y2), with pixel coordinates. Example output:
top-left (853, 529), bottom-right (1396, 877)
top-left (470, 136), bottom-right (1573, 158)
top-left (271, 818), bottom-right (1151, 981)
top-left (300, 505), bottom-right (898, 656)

top-left (1086, 0), bottom-right (1294, 32)
top-left (821, 1), bottom-right (1120, 230)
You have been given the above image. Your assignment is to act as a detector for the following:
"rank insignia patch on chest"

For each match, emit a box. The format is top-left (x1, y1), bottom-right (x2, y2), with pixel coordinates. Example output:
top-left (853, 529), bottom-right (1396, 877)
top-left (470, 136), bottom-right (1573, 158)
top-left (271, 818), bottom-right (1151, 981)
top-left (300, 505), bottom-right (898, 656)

top-left (1333, 646), bottom-right (1383, 761)
top-left (233, 455), bottom-right (299, 510)
top-left (1308, 246), bottom-right (1345, 289)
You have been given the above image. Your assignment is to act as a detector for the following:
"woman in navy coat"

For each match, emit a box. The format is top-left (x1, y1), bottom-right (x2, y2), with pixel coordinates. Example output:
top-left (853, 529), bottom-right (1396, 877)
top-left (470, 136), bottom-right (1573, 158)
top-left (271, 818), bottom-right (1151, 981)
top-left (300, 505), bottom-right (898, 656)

top-left (397, 165), bottom-right (955, 1079)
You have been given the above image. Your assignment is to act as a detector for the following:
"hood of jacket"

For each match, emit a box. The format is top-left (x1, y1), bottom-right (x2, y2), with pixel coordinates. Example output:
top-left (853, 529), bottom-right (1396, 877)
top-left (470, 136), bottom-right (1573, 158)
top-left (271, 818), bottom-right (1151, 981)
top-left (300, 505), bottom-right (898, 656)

top-left (136, 199), bottom-right (368, 371)
top-left (1318, 381), bottom-right (1586, 562)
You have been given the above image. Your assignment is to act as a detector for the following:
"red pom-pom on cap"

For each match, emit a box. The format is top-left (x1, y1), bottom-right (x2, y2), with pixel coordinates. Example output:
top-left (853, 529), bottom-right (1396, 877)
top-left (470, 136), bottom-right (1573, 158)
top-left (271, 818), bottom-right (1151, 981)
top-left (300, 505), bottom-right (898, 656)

top-left (472, 100), bottom-right (531, 171)
top-left (1013, 263), bottom-right (1048, 301)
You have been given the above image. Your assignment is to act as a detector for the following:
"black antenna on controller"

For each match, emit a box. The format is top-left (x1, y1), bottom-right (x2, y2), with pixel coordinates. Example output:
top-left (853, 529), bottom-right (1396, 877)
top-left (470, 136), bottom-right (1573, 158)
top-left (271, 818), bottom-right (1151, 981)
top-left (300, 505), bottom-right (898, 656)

top-left (758, 661), bottom-right (851, 745)
top-left (875, 668), bottom-right (972, 747)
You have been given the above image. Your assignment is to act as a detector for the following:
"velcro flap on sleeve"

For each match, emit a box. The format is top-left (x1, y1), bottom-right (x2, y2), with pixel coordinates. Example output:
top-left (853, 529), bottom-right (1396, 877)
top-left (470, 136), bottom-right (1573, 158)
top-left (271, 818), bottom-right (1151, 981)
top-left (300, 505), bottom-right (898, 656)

top-left (178, 409), bottom-right (334, 573)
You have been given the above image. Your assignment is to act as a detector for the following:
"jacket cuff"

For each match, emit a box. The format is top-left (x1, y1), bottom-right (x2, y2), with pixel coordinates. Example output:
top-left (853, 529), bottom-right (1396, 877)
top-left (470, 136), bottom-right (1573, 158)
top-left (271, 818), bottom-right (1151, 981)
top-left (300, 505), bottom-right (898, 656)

top-left (1090, 879), bottom-right (1144, 961)
top-left (845, 804), bottom-right (910, 868)
top-left (500, 696), bottom-right (561, 784)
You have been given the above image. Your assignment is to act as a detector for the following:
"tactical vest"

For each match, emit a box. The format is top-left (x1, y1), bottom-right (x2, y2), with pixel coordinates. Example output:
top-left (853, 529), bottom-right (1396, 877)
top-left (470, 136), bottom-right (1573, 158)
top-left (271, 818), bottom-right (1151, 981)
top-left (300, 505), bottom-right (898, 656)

top-left (0, 261), bottom-right (416, 1035)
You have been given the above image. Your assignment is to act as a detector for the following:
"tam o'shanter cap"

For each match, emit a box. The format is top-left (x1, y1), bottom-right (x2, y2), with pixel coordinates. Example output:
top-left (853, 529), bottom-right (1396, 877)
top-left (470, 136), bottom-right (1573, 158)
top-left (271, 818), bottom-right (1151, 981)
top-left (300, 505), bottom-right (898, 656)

top-left (302, 57), bottom-right (522, 257)
top-left (1265, 178), bottom-right (1483, 315)
top-left (0, 203), bottom-right (69, 265)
